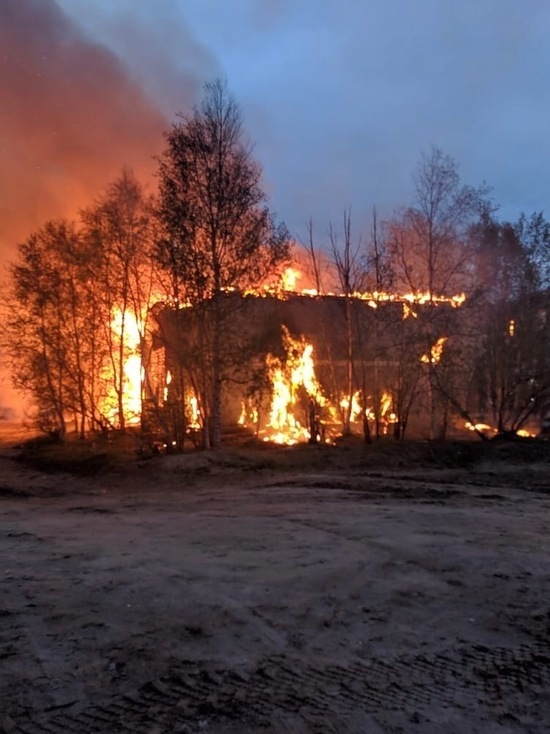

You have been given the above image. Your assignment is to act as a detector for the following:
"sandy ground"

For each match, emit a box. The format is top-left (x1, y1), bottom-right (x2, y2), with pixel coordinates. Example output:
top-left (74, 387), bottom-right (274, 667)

top-left (0, 434), bottom-right (549, 733)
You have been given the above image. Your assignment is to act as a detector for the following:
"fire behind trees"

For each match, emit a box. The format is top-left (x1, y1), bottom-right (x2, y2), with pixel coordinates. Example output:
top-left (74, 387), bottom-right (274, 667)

top-left (1, 82), bottom-right (549, 447)
top-left (2, 172), bottom-right (157, 438)
top-left (2, 81), bottom-right (290, 445)
top-left (155, 80), bottom-right (291, 448)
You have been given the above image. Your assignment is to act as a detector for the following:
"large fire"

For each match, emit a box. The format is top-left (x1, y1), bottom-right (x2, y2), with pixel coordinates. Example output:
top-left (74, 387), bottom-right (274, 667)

top-left (98, 303), bottom-right (150, 429)
top-left (239, 327), bottom-right (329, 445)
top-left (109, 265), bottom-right (467, 443)
top-left (238, 327), bottom-right (400, 445)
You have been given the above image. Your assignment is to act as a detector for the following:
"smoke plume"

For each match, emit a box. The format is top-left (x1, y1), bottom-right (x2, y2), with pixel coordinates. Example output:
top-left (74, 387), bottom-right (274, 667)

top-left (0, 0), bottom-right (209, 415)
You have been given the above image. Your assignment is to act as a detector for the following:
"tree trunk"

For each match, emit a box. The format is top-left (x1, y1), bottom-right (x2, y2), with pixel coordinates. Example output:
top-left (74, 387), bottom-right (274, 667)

top-left (343, 296), bottom-right (353, 435)
top-left (211, 295), bottom-right (223, 449)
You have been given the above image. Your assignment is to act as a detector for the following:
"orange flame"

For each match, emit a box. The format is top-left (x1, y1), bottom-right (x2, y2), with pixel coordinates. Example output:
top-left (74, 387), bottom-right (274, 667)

top-left (104, 264), bottom-right (464, 436)
top-left (238, 331), bottom-right (402, 445)
top-left (240, 267), bottom-right (466, 311)
top-left (420, 337), bottom-right (447, 365)
top-left (261, 329), bottom-right (327, 444)
top-left (99, 307), bottom-right (143, 427)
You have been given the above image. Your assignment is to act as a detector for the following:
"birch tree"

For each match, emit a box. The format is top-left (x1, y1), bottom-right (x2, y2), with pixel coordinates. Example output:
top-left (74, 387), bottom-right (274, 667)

top-left (3, 221), bottom-right (99, 437)
top-left (82, 170), bottom-right (157, 431)
top-left (156, 79), bottom-right (289, 448)
top-left (328, 209), bottom-right (363, 436)
top-left (389, 147), bottom-right (486, 438)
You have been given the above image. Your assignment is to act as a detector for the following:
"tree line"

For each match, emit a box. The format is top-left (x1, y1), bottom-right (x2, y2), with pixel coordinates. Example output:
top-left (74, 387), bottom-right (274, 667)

top-left (2, 79), bottom-right (549, 445)
top-left (2, 80), bottom-right (290, 445)
top-left (301, 146), bottom-right (549, 441)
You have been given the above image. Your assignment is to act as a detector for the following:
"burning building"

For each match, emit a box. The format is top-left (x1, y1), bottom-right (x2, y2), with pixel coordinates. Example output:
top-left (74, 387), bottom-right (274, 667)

top-left (140, 283), bottom-right (465, 448)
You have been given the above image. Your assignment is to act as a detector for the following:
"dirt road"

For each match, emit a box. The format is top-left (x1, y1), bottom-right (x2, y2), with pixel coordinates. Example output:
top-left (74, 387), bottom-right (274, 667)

top-left (1, 446), bottom-right (549, 733)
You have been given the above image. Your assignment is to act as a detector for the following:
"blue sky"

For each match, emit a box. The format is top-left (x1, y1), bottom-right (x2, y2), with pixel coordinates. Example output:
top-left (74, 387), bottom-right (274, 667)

top-left (28, 0), bottom-right (550, 238)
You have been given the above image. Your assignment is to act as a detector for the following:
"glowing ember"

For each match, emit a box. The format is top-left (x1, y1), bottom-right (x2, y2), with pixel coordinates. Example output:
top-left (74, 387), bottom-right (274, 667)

top-left (402, 302), bottom-right (418, 319)
top-left (363, 391), bottom-right (398, 434)
top-left (238, 400), bottom-right (259, 427)
top-left (516, 428), bottom-right (536, 438)
top-left (187, 395), bottom-right (202, 430)
top-left (465, 421), bottom-right (536, 438)
top-left (163, 370), bottom-right (172, 403)
top-left (420, 337), bottom-right (447, 365)
top-left (340, 391), bottom-right (362, 423)
top-left (465, 421), bottom-right (494, 433)
top-left (380, 392), bottom-right (398, 423)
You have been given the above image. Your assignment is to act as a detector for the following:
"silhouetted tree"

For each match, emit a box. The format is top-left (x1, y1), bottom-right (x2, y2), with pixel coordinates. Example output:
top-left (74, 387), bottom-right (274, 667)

top-left (388, 147), bottom-right (487, 438)
top-left (3, 221), bottom-right (99, 437)
top-left (328, 209), bottom-right (363, 435)
top-left (156, 79), bottom-right (290, 448)
top-left (514, 211), bottom-right (550, 289)
top-left (471, 215), bottom-right (550, 434)
top-left (360, 208), bottom-right (396, 440)
top-left (82, 169), bottom-right (158, 430)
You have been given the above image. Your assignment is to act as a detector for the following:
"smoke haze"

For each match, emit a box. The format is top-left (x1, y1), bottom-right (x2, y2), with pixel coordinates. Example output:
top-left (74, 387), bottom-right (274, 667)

top-left (1, 0), bottom-right (157, 261)
top-left (0, 0), bottom-right (211, 414)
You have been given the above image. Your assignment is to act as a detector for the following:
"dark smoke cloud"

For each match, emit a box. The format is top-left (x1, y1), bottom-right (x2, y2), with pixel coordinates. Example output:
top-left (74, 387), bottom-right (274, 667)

top-left (57, 0), bottom-right (218, 120)
top-left (0, 0), bottom-right (212, 414)
top-left (0, 0), bottom-right (208, 263)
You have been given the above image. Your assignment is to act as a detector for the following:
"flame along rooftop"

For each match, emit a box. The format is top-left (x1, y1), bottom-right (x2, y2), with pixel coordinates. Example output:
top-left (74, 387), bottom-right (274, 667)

top-left (223, 266), bottom-right (466, 317)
